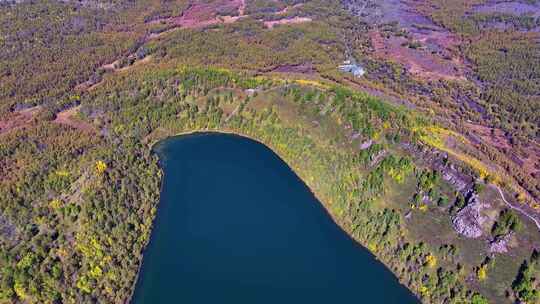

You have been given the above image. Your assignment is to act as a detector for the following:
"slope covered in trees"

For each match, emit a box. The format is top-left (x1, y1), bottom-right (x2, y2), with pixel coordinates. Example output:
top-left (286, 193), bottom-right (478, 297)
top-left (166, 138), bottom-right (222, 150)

top-left (0, 0), bottom-right (539, 303)
top-left (1, 64), bottom-right (537, 303)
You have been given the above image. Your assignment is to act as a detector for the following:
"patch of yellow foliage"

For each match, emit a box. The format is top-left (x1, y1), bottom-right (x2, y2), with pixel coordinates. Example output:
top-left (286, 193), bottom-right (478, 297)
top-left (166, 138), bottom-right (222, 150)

top-left (49, 199), bottom-right (63, 209)
top-left (76, 275), bottom-right (92, 294)
top-left (367, 241), bottom-right (378, 253)
top-left (95, 160), bottom-right (107, 174)
top-left (14, 281), bottom-right (27, 300)
top-left (55, 170), bottom-right (69, 177)
top-left (57, 247), bottom-right (68, 259)
top-left (425, 254), bottom-right (437, 268)
top-left (77, 236), bottom-right (104, 259)
top-left (477, 265), bottom-right (487, 281)
top-left (76, 236), bottom-right (112, 293)
top-left (295, 79), bottom-right (329, 89)
top-left (105, 286), bottom-right (114, 295)
top-left (517, 192), bottom-right (527, 203)
top-left (388, 168), bottom-right (407, 184)
top-left (419, 204), bottom-right (428, 212)
top-left (425, 126), bottom-right (467, 143)
top-left (89, 265), bottom-right (103, 279)
top-left (416, 125), bottom-right (500, 183)
top-left (419, 285), bottom-right (430, 297)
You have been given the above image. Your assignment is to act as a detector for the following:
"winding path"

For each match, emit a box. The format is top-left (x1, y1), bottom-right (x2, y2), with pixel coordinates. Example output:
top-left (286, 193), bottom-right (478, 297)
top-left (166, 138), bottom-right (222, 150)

top-left (491, 185), bottom-right (540, 231)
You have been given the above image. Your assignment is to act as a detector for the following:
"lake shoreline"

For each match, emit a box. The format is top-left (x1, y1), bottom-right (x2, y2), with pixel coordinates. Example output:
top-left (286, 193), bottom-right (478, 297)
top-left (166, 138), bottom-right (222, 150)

top-left (130, 129), bottom-right (420, 304)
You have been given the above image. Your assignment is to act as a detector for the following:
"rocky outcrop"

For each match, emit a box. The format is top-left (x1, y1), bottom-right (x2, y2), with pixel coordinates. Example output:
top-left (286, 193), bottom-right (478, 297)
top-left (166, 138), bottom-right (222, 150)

top-left (370, 150), bottom-right (387, 167)
top-left (442, 169), bottom-right (468, 192)
top-left (452, 193), bottom-right (487, 238)
top-left (400, 142), bottom-right (474, 195)
top-left (489, 233), bottom-right (513, 254)
top-left (359, 139), bottom-right (373, 150)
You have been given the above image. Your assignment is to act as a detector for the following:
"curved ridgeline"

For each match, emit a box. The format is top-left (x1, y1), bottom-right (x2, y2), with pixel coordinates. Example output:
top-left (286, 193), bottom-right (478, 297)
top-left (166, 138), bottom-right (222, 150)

top-left (131, 133), bottom-right (419, 303)
top-left (2, 67), bottom-right (516, 304)
top-left (130, 69), bottom-right (487, 303)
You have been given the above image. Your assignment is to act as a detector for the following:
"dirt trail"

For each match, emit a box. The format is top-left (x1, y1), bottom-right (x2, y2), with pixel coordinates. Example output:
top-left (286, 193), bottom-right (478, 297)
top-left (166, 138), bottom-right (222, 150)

top-left (78, 0), bottom-right (248, 91)
top-left (224, 103), bottom-right (241, 123)
top-left (149, 0), bottom-right (305, 31)
top-left (340, 77), bottom-right (417, 109)
top-left (76, 0), bottom-right (311, 92)
top-left (492, 185), bottom-right (540, 231)
top-left (275, 3), bottom-right (303, 15)
top-left (117, 55), bottom-right (153, 73)
top-left (53, 106), bottom-right (95, 133)
top-left (264, 16), bottom-right (312, 29)
top-left (369, 31), bottom-right (466, 81)
top-left (0, 106), bottom-right (41, 136)
top-left (155, 0), bottom-right (247, 29)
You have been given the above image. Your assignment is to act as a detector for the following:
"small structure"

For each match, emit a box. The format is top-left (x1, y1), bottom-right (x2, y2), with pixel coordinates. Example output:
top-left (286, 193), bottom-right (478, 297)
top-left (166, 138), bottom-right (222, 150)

top-left (245, 89), bottom-right (257, 96)
top-left (338, 60), bottom-right (366, 77)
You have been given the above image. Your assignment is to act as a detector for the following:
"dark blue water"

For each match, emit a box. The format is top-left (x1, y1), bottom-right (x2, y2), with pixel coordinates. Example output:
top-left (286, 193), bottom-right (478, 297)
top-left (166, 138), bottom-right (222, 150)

top-left (132, 133), bottom-right (419, 304)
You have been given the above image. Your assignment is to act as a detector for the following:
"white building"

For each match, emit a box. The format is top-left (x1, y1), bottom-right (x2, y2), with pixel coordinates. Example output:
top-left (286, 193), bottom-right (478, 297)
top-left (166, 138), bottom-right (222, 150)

top-left (338, 61), bottom-right (366, 77)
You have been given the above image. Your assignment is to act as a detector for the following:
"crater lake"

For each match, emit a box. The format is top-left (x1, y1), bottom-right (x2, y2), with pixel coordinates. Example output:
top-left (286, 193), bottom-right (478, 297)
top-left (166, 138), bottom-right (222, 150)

top-left (131, 133), bottom-right (419, 304)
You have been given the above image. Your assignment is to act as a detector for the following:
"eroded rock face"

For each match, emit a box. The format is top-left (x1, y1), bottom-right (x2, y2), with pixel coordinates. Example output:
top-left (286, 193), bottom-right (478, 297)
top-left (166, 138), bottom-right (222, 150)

top-left (442, 170), bottom-right (468, 192)
top-left (452, 194), bottom-right (487, 238)
top-left (489, 233), bottom-right (513, 254)
top-left (359, 139), bottom-right (373, 150)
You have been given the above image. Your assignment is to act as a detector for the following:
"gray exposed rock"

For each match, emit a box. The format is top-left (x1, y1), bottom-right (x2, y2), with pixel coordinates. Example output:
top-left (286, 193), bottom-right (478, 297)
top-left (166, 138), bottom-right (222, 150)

top-left (370, 150), bottom-right (387, 167)
top-left (245, 88), bottom-right (261, 96)
top-left (351, 132), bottom-right (362, 140)
top-left (442, 170), bottom-right (468, 192)
top-left (489, 233), bottom-right (513, 254)
top-left (452, 193), bottom-right (487, 238)
top-left (359, 139), bottom-right (373, 150)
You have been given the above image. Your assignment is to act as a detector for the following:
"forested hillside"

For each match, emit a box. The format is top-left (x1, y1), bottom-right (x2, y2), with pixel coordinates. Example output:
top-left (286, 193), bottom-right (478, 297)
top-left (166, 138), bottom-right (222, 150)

top-left (0, 0), bottom-right (539, 303)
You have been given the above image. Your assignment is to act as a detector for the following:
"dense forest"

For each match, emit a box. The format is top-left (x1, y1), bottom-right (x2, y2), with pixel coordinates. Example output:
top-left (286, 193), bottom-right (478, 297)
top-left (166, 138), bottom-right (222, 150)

top-left (0, 0), bottom-right (539, 303)
top-left (1, 65), bottom-right (536, 303)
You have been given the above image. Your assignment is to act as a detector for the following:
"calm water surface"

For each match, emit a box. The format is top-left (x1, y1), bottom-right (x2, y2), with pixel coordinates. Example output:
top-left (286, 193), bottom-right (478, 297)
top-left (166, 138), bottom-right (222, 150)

top-left (132, 133), bottom-right (419, 304)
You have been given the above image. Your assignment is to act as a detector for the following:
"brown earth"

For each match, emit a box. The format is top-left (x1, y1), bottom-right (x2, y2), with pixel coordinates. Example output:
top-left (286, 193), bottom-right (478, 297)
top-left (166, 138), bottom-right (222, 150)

top-left (370, 30), bottom-right (466, 81)
top-left (53, 106), bottom-right (95, 133)
top-left (0, 106), bottom-right (41, 136)
top-left (149, 0), bottom-right (247, 29)
top-left (275, 3), bottom-right (304, 15)
top-left (75, 0), bottom-right (313, 93)
top-left (344, 0), bottom-right (468, 81)
top-left (267, 63), bottom-right (316, 74)
top-left (465, 122), bottom-right (540, 203)
top-left (263, 16), bottom-right (312, 29)
top-left (465, 123), bottom-right (513, 150)
top-left (149, 0), bottom-right (309, 30)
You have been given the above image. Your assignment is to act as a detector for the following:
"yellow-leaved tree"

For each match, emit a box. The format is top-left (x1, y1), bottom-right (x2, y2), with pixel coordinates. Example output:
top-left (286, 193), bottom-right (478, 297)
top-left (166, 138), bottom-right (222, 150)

top-left (95, 160), bottom-right (107, 175)
top-left (425, 254), bottom-right (437, 268)
top-left (477, 265), bottom-right (487, 281)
